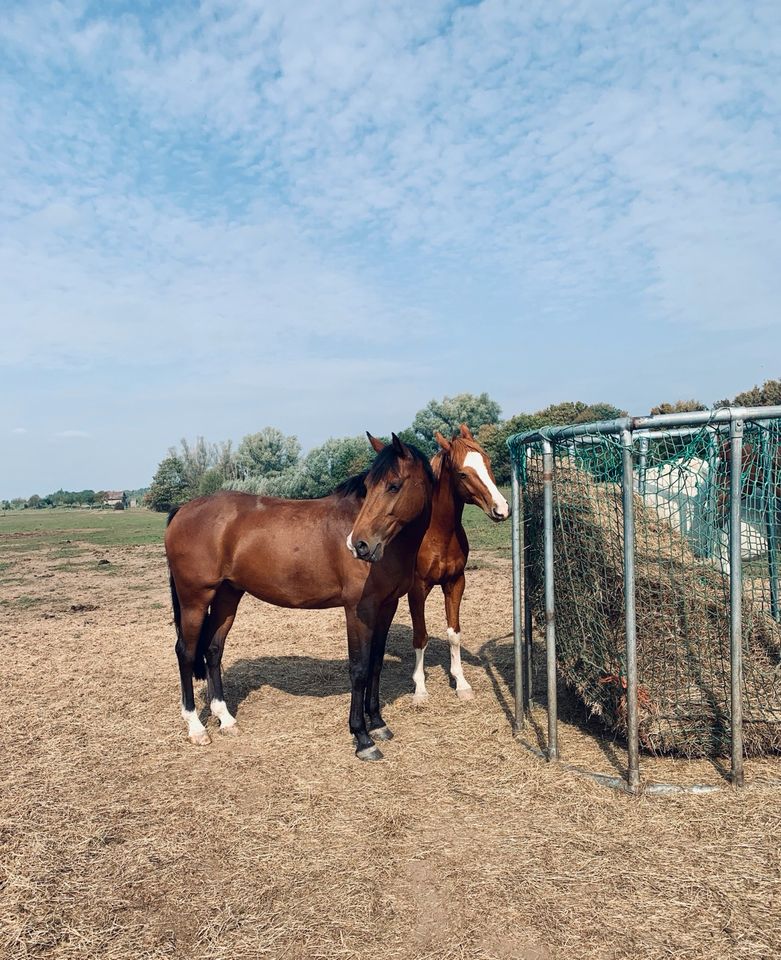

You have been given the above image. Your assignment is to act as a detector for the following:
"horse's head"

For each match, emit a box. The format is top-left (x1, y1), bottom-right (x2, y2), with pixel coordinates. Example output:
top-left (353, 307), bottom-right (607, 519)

top-left (347, 433), bottom-right (434, 563)
top-left (435, 423), bottom-right (510, 521)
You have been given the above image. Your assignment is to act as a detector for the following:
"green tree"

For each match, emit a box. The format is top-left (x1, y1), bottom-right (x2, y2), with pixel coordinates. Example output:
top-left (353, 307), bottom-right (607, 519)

top-left (649, 399), bottom-right (706, 416)
top-left (409, 393), bottom-right (502, 457)
top-left (146, 455), bottom-right (189, 512)
top-left (226, 435), bottom-right (376, 500)
top-left (479, 401), bottom-right (626, 483)
top-left (730, 378), bottom-right (781, 408)
top-left (171, 437), bottom-right (236, 492)
top-left (197, 467), bottom-right (226, 497)
top-left (26, 494), bottom-right (42, 509)
top-left (295, 435), bottom-right (375, 497)
top-left (236, 427), bottom-right (301, 479)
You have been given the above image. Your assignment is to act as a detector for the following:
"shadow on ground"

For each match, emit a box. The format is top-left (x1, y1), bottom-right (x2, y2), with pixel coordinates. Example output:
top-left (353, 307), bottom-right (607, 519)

top-left (221, 624), bottom-right (487, 715)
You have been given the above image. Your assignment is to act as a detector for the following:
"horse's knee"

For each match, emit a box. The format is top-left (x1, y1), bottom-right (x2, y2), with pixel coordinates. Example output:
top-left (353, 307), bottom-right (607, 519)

top-left (349, 662), bottom-right (370, 687)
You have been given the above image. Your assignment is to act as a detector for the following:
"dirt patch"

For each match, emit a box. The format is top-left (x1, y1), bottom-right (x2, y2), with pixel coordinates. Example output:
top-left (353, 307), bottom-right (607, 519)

top-left (1, 541), bottom-right (780, 959)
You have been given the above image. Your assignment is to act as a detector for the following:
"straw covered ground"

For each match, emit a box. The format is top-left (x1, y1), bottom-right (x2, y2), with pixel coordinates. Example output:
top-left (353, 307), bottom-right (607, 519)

top-left (2, 512), bottom-right (781, 959)
top-left (524, 459), bottom-right (781, 757)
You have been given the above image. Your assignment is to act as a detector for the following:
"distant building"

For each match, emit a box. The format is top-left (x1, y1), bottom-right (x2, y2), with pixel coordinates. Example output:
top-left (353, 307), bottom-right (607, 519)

top-left (101, 491), bottom-right (127, 510)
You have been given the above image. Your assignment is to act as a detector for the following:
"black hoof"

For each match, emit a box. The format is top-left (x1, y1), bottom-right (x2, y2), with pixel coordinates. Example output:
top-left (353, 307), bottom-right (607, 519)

top-left (356, 745), bottom-right (384, 761)
top-left (369, 725), bottom-right (394, 741)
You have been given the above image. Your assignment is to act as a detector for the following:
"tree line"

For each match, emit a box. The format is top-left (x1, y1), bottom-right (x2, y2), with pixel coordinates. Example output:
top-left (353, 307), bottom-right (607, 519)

top-left (145, 377), bottom-right (780, 511)
top-left (1, 488), bottom-right (148, 511)
top-left (5, 379), bottom-right (777, 512)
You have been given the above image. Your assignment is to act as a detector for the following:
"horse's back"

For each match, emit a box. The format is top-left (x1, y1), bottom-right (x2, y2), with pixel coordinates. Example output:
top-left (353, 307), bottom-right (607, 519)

top-left (165, 490), bottom-right (358, 608)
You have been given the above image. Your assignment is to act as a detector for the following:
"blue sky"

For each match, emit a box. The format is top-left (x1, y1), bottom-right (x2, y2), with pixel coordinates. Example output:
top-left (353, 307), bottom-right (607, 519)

top-left (2, 0), bottom-right (780, 498)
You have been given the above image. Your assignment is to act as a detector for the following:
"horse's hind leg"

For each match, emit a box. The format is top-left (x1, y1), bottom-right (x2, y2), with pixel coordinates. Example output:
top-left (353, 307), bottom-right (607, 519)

top-left (443, 574), bottom-right (473, 700)
top-left (175, 592), bottom-right (215, 745)
top-left (204, 583), bottom-right (243, 735)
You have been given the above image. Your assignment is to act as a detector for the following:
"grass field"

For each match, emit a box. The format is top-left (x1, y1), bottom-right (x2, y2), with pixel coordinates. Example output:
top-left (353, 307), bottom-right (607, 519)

top-left (0, 507), bottom-right (166, 549)
top-left (0, 499), bottom-right (509, 554)
top-left (2, 506), bottom-right (780, 960)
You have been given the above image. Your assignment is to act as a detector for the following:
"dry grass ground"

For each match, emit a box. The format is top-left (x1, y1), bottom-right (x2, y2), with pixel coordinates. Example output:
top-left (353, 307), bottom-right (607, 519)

top-left (1, 513), bottom-right (780, 959)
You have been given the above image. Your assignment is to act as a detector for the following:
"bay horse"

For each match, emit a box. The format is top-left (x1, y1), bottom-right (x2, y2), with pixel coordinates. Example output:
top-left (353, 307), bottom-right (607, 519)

top-left (165, 433), bottom-right (434, 761)
top-left (408, 424), bottom-right (510, 703)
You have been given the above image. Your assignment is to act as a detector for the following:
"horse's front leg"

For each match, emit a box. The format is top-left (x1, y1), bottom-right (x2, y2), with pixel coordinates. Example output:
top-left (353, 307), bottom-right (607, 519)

top-left (408, 577), bottom-right (432, 704)
top-left (345, 605), bottom-right (383, 761)
top-left (443, 573), bottom-right (473, 700)
top-left (364, 598), bottom-right (398, 741)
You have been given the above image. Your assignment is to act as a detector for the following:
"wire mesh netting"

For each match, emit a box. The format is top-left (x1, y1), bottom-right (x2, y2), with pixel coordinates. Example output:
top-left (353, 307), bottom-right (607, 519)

top-left (513, 418), bottom-right (781, 758)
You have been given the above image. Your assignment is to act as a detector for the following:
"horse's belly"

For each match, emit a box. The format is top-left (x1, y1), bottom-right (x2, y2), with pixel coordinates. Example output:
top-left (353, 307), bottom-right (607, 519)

top-left (230, 553), bottom-right (344, 610)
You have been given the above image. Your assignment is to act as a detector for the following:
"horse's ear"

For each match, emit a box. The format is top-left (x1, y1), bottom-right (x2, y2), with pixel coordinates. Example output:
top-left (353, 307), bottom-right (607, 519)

top-left (434, 431), bottom-right (451, 452)
top-left (459, 423), bottom-right (474, 440)
top-left (366, 432), bottom-right (385, 453)
top-left (391, 433), bottom-right (409, 458)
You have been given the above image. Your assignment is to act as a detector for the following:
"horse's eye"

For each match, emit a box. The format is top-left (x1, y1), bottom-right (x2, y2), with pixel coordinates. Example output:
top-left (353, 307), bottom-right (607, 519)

top-left (388, 482), bottom-right (401, 493)
top-left (458, 472), bottom-right (468, 479)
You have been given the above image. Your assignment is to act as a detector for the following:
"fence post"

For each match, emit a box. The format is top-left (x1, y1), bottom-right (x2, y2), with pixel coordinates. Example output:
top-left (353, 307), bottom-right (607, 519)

top-left (542, 439), bottom-right (558, 761)
top-left (511, 459), bottom-right (525, 731)
top-left (729, 417), bottom-right (745, 787)
top-left (621, 428), bottom-right (640, 792)
top-left (524, 514), bottom-right (534, 710)
top-left (638, 436), bottom-right (649, 496)
top-left (762, 426), bottom-right (780, 622)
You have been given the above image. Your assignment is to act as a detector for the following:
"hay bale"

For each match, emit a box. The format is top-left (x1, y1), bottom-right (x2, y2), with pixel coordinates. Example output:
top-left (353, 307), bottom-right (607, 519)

top-left (524, 456), bottom-right (781, 757)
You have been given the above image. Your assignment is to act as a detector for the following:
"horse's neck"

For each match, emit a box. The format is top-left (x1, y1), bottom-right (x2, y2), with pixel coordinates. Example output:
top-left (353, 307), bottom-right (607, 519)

top-left (431, 455), bottom-right (465, 533)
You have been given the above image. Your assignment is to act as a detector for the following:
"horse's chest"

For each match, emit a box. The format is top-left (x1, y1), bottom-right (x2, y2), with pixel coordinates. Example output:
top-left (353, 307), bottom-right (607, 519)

top-left (419, 538), bottom-right (467, 585)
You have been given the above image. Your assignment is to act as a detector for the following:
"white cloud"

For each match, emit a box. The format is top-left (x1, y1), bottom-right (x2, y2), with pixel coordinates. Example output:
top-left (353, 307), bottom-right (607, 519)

top-left (2, 0), bottom-right (780, 347)
top-left (1, 0), bottom-right (780, 496)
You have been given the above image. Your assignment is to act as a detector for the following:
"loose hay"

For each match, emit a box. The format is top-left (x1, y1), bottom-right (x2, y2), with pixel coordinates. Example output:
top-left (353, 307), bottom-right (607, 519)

top-left (524, 457), bottom-right (781, 757)
top-left (1, 526), bottom-right (781, 960)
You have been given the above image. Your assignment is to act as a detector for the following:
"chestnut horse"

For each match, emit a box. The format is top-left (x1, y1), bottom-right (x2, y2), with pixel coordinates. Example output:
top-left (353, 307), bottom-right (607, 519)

top-left (165, 433), bottom-right (434, 761)
top-left (408, 424), bottom-right (510, 703)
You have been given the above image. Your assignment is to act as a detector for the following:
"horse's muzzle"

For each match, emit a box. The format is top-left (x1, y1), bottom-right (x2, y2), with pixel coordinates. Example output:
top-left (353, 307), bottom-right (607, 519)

top-left (354, 539), bottom-right (383, 563)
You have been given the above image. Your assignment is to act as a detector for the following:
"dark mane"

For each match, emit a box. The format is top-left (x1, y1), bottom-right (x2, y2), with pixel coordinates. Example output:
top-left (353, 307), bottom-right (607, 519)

top-left (368, 442), bottom-right (435, 484)
top-left (333, 442), bottom-right (434, 499)
top-left (334, 472), bottom-right (369, 499)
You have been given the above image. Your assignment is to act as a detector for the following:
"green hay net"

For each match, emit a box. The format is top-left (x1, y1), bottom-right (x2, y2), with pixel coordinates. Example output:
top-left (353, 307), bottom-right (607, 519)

top-left (509, 420), bottom-right (781, 758)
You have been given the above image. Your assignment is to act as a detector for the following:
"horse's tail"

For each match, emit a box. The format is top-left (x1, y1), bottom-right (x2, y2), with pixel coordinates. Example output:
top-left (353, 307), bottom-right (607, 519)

top-left (167, 507), bottom-right (209, 681)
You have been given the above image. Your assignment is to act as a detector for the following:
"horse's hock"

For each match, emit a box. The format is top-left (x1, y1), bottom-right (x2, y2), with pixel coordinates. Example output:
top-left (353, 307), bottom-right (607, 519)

top-left (507, 405), bottom-right (781, 791)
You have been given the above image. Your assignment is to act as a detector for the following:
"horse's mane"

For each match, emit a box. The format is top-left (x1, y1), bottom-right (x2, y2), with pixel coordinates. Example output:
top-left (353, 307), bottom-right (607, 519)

top-left (334, 441), bottom-right (434, 499)
top-left (334, 472), bottom-right (369, 499)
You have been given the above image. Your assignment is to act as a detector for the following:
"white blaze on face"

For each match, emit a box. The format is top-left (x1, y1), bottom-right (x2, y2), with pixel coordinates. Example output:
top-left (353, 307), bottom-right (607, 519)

top-left (346, 532), bottom-right (358, 558)
top-left (463, 451), bottom-right (510, 518)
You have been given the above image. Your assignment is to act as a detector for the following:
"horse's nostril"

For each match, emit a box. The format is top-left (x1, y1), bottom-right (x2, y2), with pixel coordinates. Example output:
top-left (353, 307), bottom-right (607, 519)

top-left (355, 540), bottom-right (370, 558)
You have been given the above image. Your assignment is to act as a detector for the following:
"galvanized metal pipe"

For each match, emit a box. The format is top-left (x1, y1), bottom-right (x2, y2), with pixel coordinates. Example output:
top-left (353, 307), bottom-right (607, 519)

top-left (763, 431), bottom-right (780, 622)
top-left (510, 463), bottom-right (525, 730)
top-left (637, 436), bottom-right (649, 496)
top-left (729, 418), bottom-right (745, 787)
top-left (524, 533), bottom-right (534, 710)
top-left (621, 428), bottom-right (640, 791)
top-left (633, 405), bottom-right (781, 431)
top-left (542, 440), bottom-right (558, 761)
top-left (509, 404), bottom-right (781, 447)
